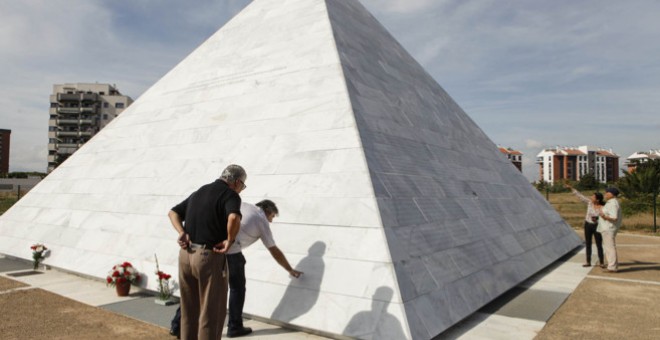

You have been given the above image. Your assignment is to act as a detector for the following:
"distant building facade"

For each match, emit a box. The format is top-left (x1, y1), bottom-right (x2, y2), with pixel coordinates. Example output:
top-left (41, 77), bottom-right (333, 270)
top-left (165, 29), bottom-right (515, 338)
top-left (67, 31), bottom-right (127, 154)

top-left (625, 150), bottom-right (660, 173)
top-left (48, 83), bottom-right (133, 172)
top-left (498, 146), bottom-right (523, 172)
top-left (0, 129), bottom-right (10, 175)
top-left (536, 146), bottom-right (619, 184)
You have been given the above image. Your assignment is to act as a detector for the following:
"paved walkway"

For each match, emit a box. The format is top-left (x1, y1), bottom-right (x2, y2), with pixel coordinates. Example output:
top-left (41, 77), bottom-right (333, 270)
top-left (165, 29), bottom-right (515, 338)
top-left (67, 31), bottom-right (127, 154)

top-left (5, 233), bottom-right (656, 339)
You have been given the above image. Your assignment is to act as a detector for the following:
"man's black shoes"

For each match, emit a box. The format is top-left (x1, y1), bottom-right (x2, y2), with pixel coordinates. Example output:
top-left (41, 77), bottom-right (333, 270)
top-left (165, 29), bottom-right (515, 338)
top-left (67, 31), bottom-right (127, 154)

top-left (227, 327), bottom-right (253, 338)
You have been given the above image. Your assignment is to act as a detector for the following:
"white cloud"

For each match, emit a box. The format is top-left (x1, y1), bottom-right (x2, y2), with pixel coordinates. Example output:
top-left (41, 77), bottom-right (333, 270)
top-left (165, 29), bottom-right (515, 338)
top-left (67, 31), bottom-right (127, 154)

top-left (363, 0), bottom-right (442, 14)
top-left (525, 139), bottom-right (544, 149)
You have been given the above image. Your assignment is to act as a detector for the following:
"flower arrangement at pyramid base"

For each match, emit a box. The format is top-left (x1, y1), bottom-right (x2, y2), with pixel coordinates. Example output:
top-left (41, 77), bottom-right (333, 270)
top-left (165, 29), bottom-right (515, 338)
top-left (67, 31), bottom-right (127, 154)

top-left (154, 254), bottom-right (176, 305)
top-left (30, 244), bottom-right (49, 270)
top-left (106, 262), bottom-right (141, 297)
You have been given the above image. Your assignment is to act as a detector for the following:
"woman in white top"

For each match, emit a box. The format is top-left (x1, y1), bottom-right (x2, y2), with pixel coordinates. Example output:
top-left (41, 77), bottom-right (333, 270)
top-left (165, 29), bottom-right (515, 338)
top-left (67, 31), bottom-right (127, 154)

top-left (566, 184), bottom-right (605, 267)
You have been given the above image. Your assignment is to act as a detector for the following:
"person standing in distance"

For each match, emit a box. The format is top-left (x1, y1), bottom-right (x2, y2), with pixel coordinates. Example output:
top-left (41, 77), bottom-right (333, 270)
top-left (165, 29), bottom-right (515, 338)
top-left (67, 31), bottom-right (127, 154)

top-left (225, 200), bottom-right (303, 338)
top-left (564, 183), bottom-right (605, 267)
top-left (169, 164), bottom-right (247, 340)
top-left (598, 187), bottom-right (623, 273)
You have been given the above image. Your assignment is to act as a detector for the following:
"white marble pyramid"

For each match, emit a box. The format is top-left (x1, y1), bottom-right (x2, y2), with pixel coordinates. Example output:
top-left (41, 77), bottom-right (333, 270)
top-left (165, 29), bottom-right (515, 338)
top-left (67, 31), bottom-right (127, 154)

top-left (0, 0), bottom-right (580, 339)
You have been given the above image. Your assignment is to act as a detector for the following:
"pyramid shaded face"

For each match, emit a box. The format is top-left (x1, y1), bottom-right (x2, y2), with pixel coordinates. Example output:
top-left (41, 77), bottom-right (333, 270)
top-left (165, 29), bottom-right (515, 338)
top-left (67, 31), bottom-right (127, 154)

top-left (325, 1), bottom-right (581, 338)
top-left (0, 0), bottom-right (580, 339)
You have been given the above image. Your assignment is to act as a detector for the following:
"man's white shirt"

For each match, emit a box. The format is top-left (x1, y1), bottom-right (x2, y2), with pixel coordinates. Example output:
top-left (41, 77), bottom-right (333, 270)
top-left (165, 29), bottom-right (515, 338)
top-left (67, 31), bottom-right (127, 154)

top-left (227, 202), bottom-right (276, 254)
top-left (597, 198), bottom-right (622, 233)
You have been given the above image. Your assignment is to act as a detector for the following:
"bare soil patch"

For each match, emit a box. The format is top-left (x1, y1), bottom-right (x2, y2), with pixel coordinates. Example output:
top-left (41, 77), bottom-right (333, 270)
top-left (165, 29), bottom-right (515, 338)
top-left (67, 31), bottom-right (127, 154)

top-left (0, 288), bottom-right (169, 339)
top-left (536, 280), bottom-right (660, 340)
top-left (0, 276), bottom-right (28, 292)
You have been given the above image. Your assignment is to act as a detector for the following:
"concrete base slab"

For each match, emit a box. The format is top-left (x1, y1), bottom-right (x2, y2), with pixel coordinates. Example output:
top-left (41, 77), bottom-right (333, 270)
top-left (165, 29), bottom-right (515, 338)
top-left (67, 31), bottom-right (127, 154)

top-left (439, 312), bottom-right (545, 340)
top-left (101, 296), bottom-right (181, 329)
top-left (0, 256), bottom-right (32, 272)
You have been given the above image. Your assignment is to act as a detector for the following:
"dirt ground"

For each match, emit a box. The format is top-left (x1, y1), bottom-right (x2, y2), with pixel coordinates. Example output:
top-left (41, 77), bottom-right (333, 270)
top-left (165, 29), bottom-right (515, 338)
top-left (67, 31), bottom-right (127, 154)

top-left (0, 285), bottom-right (169, 340)
top-left (536, 233), bottom-right (660, 340)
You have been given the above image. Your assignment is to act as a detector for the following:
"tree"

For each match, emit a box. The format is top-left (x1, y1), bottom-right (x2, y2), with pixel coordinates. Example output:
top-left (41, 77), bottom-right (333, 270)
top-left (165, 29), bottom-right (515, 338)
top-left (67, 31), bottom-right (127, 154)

top-left (619, 160), bottom-right (660, 200)
top-left (576, 172), bottom-right (599, 191)
top-left (618, 160), bottom-right (660, 232)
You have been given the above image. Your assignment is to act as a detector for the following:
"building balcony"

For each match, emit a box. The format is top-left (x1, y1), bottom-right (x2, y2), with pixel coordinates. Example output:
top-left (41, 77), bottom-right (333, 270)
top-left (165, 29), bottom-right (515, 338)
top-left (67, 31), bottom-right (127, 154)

top-left (56, 131), bottom-right (80, 137)
top-left (57, 93), bottom-right (80, 102)
top-left (56, 118), bottom-right (79, 125)
top-left (80, 93), bottom-right (99, 102)
top-left (47, 155), bottom-right (57, 163)
top-left (79, 119), bottom-right (94, 125)
top-left (57, 107), bottom-right (80, 114)
top-left (56, 145), bottom-right (78, 152)
top-left (80, 107), bottom-right (96, 113)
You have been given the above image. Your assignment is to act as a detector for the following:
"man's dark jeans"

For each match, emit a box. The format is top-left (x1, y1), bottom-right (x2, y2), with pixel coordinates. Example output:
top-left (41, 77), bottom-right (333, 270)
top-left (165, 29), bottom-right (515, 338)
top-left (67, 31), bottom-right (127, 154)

top-left (227, 252), bottom-right (247, 331)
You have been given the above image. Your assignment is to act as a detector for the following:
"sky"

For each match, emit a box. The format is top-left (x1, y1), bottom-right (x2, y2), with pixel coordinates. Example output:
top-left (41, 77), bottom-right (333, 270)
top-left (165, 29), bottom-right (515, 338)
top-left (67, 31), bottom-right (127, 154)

top-left (1, 0), bottom-right (659, 181)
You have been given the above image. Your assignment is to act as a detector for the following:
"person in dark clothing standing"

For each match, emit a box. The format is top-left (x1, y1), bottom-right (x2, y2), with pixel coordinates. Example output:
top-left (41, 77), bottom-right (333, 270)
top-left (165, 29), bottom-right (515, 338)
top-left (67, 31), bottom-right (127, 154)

top-left (169, 164), bottom-right (247, 340)
top-left (565, 183), bottom-right (605, 267)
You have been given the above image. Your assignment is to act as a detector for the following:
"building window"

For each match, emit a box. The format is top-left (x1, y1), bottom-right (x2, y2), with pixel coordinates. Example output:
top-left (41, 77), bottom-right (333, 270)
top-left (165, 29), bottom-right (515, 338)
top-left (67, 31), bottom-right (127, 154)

top-left (103, 114), bottom-right (109, 120)
top-left (103, 102), bottom-right (109, 108)
top-left (50, 102), bottom-right (58, 108)
top-left (115, 102), bottom-right (125, 108)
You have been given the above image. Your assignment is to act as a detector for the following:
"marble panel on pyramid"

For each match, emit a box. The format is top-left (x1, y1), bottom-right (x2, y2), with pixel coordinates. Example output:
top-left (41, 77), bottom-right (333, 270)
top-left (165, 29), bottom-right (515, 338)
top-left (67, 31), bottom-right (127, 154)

top-left (0, 0), bottom-right (580, 339)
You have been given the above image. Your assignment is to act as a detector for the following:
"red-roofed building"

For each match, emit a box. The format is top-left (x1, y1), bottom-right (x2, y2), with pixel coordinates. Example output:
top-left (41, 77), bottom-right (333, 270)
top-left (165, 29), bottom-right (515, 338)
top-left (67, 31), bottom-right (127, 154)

top-left (498, 146), bottom-right (523, 172)
top-left (536, 145), bottom-right (619, 183)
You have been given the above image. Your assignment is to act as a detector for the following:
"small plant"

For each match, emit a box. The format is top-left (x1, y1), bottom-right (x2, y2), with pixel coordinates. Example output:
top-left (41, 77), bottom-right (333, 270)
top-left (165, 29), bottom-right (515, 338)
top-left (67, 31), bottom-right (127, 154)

top-left (106, 262), bottom-right (141, 287)
top-left (30, 244), bottom-right (48, 270)
top-left (154, 254), bottom-right (173, 301)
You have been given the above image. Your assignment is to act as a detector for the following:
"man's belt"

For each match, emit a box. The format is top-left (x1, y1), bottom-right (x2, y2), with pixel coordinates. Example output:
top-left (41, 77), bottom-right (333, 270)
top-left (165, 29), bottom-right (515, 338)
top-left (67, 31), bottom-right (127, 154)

top-left (189, 243), bottom-right (210, 250)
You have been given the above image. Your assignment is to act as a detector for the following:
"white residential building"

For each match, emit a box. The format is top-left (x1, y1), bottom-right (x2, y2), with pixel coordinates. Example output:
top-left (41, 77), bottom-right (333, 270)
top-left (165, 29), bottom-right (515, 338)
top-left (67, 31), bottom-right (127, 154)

top-left (625, 150), bottom-right (660, 172)
top-left (48, 83), bottom-right (133, 172)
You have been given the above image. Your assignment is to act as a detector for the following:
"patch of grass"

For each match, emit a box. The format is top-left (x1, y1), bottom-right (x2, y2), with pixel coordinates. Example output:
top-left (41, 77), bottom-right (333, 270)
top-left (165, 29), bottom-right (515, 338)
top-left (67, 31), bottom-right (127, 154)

top-left (0, 193), bottom-right (18, 215)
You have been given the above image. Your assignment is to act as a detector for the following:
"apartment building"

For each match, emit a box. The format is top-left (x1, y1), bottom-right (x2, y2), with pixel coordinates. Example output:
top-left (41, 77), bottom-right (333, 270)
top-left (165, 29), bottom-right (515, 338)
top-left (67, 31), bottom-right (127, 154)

top-left (498, 146), bottom-right (523, 172)
top-left (625, 150), bottom-right (660, 172)
top-left (0, 129), bottom-right (10, 175)
top-left (536, 146), bottom-right (619, 184)
top-left (48, 83), bottom-right (133, 172)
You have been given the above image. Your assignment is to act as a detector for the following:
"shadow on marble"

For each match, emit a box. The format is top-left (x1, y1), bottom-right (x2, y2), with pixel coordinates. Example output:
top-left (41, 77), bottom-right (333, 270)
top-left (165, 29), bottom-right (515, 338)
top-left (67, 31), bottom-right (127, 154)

top-left (344, 286), bottom-right (406, 339)
top-left (271, 241), bottom-right (326, 322)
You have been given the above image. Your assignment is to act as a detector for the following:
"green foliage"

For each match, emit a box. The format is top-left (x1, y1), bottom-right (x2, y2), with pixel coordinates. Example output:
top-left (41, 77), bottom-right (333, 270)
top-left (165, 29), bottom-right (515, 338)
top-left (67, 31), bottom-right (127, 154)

top-left (618, 161), bottom-right (660, 216)
top-left (618, 166), bottom-right (660, 199)
top-left (534, 181), bottom-right (570, 193)
top-left (575, 172), bottom-right (599, 191)
top-left (620, 198), bottom-right (654, 216)
top-left (6, 172), bottom-right (46, 179)
top-left (0, 196), bottom-right (18, 215)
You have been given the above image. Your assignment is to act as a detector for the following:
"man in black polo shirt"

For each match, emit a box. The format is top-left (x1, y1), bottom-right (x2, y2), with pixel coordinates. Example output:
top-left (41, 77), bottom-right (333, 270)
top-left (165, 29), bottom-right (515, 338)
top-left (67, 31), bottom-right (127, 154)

top-left (168, 164), bottom-right (247, 340)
